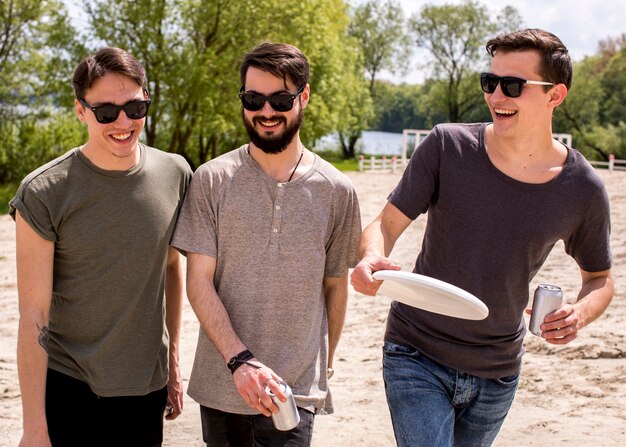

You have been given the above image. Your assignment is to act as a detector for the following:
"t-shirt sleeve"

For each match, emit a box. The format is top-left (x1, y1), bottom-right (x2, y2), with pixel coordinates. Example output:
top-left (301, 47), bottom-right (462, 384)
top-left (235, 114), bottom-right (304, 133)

top-left (564, 184), bottom-right (612, 272)
top-left (170, 166), bottom-right (218, 257)
top-left (324, 180), bottom-right (362, 277)
top-left (388, 125), bottom-right (442, 220)
top-left (9, 181), bottom-right (58, 242)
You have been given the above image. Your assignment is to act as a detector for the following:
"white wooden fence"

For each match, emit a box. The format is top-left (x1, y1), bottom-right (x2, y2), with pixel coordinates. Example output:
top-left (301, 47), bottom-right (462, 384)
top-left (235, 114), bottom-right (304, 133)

top-left (358, 129), bottom-right (624, 173)
top-left (357, 155), bottom-right (402, 173)
top-left (589, 154), bottom-right (626, 172)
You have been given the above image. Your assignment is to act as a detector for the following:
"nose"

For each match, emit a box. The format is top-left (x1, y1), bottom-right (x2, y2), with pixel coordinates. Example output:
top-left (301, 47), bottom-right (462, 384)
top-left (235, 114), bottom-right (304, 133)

top-left (488, 82), bottom-right (507, 101)
top-left (114, 109), bottom-right (133, 125)
top-left (259, 99), bottom-right (275, 114)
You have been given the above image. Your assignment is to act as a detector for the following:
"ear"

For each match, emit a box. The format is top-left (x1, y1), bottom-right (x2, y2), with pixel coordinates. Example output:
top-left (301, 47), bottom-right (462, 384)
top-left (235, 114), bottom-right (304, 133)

top-left (300, 84), bottom-right (310, 109)
top-left (75, 98), bottom-right (86, 122)
top-left (548, 83), bottom-right (568, 109)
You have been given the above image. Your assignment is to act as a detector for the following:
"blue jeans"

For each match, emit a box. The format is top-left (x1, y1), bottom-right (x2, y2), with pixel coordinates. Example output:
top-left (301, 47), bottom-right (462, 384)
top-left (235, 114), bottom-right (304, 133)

top-left (383, 341), bottom-right (520, 447)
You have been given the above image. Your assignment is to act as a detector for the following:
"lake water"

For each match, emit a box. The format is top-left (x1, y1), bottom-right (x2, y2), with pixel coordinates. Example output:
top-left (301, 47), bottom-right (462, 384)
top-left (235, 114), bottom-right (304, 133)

top-left (316, 130), bottom-right (404, 156)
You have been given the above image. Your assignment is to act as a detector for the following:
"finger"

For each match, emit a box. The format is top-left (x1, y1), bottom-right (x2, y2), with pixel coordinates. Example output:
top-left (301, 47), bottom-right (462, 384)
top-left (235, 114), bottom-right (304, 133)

top-left (265, 377), bottom-right (287, 403)
top-left (545, 332), bottom-right (577, 345)
top-left (256, 391), bottom-right (275, 416)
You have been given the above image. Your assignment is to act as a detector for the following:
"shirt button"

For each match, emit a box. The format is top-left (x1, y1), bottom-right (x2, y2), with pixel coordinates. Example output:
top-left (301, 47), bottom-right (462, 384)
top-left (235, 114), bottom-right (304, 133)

top-left (275, 205), bottom-right (281, 210)
top-left (272, 228), bottom-right (278, 233)
top-left (277, 183), bottom-right (284, 187)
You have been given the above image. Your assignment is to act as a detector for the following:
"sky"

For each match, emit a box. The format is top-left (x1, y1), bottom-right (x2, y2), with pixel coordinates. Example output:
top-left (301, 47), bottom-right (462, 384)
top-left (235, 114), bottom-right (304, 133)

top-left (355, 0), bottom-right (626, 84)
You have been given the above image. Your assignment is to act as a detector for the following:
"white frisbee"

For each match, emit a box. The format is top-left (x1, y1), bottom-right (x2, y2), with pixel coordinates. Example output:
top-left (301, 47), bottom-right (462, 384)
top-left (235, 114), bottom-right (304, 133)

top-left (372, 270), bottom-right (489, 320)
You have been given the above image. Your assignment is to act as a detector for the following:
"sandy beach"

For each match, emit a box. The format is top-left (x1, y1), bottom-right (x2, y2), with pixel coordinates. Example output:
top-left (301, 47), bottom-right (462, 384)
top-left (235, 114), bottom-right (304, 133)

top-left (0, 168), bottom-right (624, 446)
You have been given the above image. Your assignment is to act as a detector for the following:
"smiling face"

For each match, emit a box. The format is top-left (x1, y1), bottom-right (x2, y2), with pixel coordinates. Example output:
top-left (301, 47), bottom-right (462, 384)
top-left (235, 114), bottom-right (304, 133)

top-left (241, 66), bottom-right (309, 154)
top-left (75, 72), bottom-right (147, 170)
top-left (485, 50), bottom-right (558, 139)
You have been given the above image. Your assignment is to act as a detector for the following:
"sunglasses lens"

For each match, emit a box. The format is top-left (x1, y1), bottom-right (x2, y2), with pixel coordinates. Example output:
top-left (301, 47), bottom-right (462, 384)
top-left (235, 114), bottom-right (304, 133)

top-left (124, 101), bottom-right (150, 119)
top-left (480, 74), bottom-right (525, 98)
top-left (501, 79), bottom-right (523, 98)
top-left (94, 105), bottom-right (120, 124)
top-left (241, 93), bottom-right (264, 111)
top-left (480, 74), bottom-right (498, 94)
top-left (268, 95), bottom-right (294, 112)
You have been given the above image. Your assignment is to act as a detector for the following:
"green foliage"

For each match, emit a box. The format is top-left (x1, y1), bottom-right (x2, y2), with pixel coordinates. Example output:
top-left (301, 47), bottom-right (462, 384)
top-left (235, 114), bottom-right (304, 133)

top-left (2, 0), bottom-right (626, 184)
top-left (600, 47), bottom-right (626, 126)
top-left (0, 0), bottom-right (84, 182)
top-left (333, 0), bottom-right (410, 158)
top-left (555, 38), bottom-right (626, 160)
top-left (0, 182), bottom-right (19, 215)
top-left (408, 1), bottom-right (522, 122)
top-left (79, 0), bottom-right (364, 168)
top-left (0, 112), bottom-right (87, 183)
top-left (349, 0), bottom-right (412, 94)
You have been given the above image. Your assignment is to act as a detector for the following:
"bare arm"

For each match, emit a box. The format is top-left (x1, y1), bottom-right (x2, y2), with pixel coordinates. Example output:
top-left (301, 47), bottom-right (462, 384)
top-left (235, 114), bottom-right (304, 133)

top-left (539, 269), bottom-right (614, 344)
top-left (323, 275), bottom-right (348, 372)
top-left (164, 247), bottom-right (184, 420)
top-left (350, 202), bottom-right (413, 296)
top-left (185, 252), bottom-right (284, 415)
top-left (15, 212), bottom-right (54, 447)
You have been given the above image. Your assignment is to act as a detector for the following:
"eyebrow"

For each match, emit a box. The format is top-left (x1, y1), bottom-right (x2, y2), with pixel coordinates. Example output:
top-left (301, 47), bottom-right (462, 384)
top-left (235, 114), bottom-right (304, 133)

top-left (243, 89), bottom-right (293, 95)
top-left (87, 96), bottom-right (146, 106)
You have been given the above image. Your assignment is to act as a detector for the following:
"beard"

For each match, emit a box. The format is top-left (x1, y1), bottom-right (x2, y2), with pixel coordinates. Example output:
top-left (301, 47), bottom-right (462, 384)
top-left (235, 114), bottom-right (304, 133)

top-left (242, 107), bottom-right (304, 154)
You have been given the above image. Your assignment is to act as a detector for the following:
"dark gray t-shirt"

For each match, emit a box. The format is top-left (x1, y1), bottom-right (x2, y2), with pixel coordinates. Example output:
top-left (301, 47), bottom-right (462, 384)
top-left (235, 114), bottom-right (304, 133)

top-left (10, 145), bottom-right (192, 396)
top-left (385, 123), bottom-right (612, 378)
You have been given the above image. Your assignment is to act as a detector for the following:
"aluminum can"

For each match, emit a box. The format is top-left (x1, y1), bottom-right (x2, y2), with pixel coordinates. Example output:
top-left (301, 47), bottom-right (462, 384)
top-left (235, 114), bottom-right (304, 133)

top-left (529, 284), bottom-right (563, 336)
top-left (266, 381), bottom-right (300, 431)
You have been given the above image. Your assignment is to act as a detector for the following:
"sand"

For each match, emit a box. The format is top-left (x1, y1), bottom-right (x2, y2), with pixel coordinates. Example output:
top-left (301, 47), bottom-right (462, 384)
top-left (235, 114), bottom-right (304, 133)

top-left (0, 168), bottom-right (624, 446)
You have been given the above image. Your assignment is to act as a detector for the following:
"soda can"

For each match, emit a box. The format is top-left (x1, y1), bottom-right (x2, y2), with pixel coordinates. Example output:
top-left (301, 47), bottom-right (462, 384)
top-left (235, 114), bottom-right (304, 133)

top-left (266, 381), bottom-right (300, 431)
top-left (529, 284), bottom-right (563, 336)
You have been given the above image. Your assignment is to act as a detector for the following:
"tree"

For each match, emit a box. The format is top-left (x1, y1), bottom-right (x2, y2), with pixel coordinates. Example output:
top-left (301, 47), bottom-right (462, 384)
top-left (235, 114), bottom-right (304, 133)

top-left (555, 38), bottom-right (626, 161)
top-left (336, 0), bottom-right (409, 158)
top-left (349, 0), bottom-right (411, 95)
top-left (79, 0), bottom-right (364, 168)
top-left (0, 0), bottom-right (82, 183)
top-left (409, 1), bottom-right (523, 122)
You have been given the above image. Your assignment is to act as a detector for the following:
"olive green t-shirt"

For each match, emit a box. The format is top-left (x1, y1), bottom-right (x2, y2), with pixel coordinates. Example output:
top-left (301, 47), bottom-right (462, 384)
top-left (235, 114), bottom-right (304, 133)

top-left (10, 145), bottom-right (192, 396)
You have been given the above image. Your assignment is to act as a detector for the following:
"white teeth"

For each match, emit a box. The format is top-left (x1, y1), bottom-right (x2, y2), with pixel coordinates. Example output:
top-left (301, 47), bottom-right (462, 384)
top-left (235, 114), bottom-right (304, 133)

top-left (111, 132), bottom-right (131, 140)
top-left (494, 108), bottom-right (516, 115)
top-left (261, 120), bottom-right (280, 127)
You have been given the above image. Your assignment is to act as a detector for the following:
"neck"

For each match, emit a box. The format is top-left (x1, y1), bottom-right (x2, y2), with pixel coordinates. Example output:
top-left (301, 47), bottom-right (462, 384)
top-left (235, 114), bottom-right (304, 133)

top-left (81, 142), bottom-right (141, 171)
top-left (248, 140), bottom-right (307, 182)
top-left (485, 124), bottom-right (567, 183)
top-left (487, 124), bottom-right (558, 159)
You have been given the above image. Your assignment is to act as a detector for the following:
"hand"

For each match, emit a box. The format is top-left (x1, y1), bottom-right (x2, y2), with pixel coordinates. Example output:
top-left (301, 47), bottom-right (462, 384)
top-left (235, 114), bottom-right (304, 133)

top-left (350, 255), bottom-right (401, 296)
top-left (525, 303), bottom-right (579, 344)
top-left (165, 364), bottom-right (184, 420)
top-left (233, 361), bottom-right (285, 417)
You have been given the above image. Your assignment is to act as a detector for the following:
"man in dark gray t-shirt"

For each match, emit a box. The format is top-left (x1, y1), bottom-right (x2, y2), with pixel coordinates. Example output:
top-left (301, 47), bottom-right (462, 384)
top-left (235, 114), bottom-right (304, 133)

top-left (351, 29), bottom-right (613, 447)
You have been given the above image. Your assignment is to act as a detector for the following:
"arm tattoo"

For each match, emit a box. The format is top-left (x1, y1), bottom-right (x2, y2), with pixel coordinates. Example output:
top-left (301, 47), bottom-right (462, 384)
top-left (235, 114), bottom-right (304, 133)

top-left (37, 324), bottom-right (50, 353)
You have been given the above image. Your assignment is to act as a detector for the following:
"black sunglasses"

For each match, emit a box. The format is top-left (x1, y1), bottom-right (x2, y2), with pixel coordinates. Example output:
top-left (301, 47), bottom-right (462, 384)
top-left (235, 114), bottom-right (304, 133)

top-left (480, 72), bottom-right (554, 98)
top-left (239, 85), bottom-right (305, 112)
top-left (79, 97), bottom-right (151, 124)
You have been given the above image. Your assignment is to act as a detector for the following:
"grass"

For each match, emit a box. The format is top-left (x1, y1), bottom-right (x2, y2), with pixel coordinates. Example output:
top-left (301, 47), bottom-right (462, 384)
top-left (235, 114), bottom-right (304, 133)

top-left (314, 150), bottom-right (359, 172)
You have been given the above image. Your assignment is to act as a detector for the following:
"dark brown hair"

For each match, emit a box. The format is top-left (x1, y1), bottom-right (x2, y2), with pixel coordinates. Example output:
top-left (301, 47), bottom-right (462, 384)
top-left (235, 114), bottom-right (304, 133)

top-left (72, 47), bottom-right (147, 99)
top-left (485, 28), bottom-right (572, 90)
top-left (239, 42), bottom-right (309, 90)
